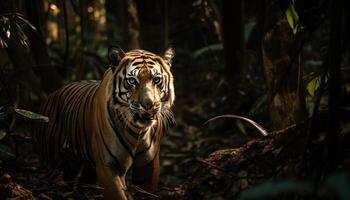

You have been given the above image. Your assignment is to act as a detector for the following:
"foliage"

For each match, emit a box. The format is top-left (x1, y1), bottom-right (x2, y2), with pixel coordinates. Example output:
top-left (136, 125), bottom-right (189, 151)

top-left (0, 106), bottom-right (48, 160)
top-left (0, 13), bottom-right (36, 47)
top-left (285, 1), bottom-right (301, 34)
top-left (192, 43), bottom-right (223, 58)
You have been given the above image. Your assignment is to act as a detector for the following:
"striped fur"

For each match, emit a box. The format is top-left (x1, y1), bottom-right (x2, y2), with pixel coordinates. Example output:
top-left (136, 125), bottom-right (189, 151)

top-left (35, 48), bottom-right (175, 199)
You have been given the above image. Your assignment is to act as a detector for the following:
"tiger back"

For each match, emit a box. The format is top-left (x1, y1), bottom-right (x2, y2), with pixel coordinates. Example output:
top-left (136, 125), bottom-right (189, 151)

top-left (34, 47), bottom-right (175, 200)
top-left (35, 80), bottom-right (99, 167)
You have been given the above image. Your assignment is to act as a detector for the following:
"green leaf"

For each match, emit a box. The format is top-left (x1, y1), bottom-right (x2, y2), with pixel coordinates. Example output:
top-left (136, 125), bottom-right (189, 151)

top-left (14, 108), bottom-right (49, 123)
top-left (6, 29), bottom-right (10, 38)
top-left (193, 43), bottom-right (223, 58)
top-left (307, 76), bottom-right (321, 96)
top-left (285, 2), bottom-right (300, 34)
top-left (273, 147), bottom-right (283, 156)
top-left (15, 14), bottom-right (37, 31)
top-left (0, 144), bottom-right (15, 158)
top-left (236, 121), bottom-right (247, 135)
top-left (14, 22), bottom-right (29, 46)
top-left (0, 38), bottom-right (7, 47)
top-left (340, 123), bottom-right (350, 134)
top-left (0, 129), bottom-right (6, 140)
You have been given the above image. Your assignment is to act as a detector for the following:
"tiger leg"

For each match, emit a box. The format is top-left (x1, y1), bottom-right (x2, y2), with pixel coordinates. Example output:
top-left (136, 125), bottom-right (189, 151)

top-left (96, 165), bottom-right (128, 200)
top-left (132, 152), bottom-right (160, 194)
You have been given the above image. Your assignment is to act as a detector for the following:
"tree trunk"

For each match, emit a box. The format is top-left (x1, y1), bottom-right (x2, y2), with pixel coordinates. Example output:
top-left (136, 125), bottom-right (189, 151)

top-left (221, 0), bottom-right (244, 84)
top-left (25, 0), bottom-right (63, 94)
top-left (106, 0), bottom-right (140, 50)
top-left (322, 0), bottom-right (342, 177)
top-left (246, 0), bottom-right (265, 66)
top-left (261, 1), bottom-right (306, 129)
top-left (135, 0), bottom-right (165, 53)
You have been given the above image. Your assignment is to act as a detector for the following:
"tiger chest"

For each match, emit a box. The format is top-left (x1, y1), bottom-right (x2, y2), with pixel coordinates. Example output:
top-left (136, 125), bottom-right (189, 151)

top-left (133, 129), bottom-right (159, 166)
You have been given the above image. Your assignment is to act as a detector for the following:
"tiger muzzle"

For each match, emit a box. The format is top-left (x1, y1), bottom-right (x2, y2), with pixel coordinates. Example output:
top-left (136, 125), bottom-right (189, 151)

top-left (133, 108), bottom-right (159, 126)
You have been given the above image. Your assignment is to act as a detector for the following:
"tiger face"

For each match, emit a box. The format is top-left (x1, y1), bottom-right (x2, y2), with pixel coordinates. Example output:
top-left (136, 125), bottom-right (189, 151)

top-left (109, 47), bottom-right (175, 129)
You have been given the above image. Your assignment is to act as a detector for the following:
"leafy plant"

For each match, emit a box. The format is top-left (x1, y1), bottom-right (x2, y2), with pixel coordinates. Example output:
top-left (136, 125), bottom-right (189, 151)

top-left (0, 107), bottom-right (48, 141)
top-left (0, 13), bottom-right (36, 47)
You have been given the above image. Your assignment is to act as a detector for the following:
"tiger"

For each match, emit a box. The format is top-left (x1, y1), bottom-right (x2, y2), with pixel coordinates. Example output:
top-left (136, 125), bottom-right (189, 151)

top-left (34, 47), bottom-right (175, 199)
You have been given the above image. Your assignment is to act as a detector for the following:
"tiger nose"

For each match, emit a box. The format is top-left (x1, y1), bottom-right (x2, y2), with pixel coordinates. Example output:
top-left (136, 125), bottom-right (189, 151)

top-left (140, 98), bottom-right (154, 110)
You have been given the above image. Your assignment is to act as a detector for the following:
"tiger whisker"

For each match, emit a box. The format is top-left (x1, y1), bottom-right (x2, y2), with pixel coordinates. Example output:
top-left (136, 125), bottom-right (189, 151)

top-left (159, 108), bottom-right (175, 130)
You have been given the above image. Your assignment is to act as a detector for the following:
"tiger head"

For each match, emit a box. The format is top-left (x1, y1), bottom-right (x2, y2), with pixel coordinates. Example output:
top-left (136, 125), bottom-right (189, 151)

top-left (108, 47), bottom-right (175, 129)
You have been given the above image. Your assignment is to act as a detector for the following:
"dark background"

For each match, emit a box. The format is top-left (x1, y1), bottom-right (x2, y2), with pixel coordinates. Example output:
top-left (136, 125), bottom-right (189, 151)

top-left (0, 0), bottom-right (350, 199)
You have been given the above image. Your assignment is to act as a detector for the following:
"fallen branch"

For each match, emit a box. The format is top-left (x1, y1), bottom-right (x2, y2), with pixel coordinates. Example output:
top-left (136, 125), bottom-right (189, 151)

top-left (205, 114), bottom-right (269, 136)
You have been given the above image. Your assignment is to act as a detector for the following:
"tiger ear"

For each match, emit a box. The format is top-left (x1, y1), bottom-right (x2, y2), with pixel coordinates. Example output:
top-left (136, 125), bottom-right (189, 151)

top-left (108, 46), bottom-right (125, 71)
top-left (163, 48), bottom-right (175, 67)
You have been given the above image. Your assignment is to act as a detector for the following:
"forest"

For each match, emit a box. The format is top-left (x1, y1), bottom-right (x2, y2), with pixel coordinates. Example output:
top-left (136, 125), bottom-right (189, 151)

top-left (0, 0), bottom-right (350, 199)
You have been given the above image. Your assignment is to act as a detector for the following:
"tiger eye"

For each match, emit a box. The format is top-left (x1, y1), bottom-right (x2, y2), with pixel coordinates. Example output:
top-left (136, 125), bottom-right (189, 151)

top-left (153, 77), bottom-right (162, 85)
top-left (127, 77), bottom-right (137, 85)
